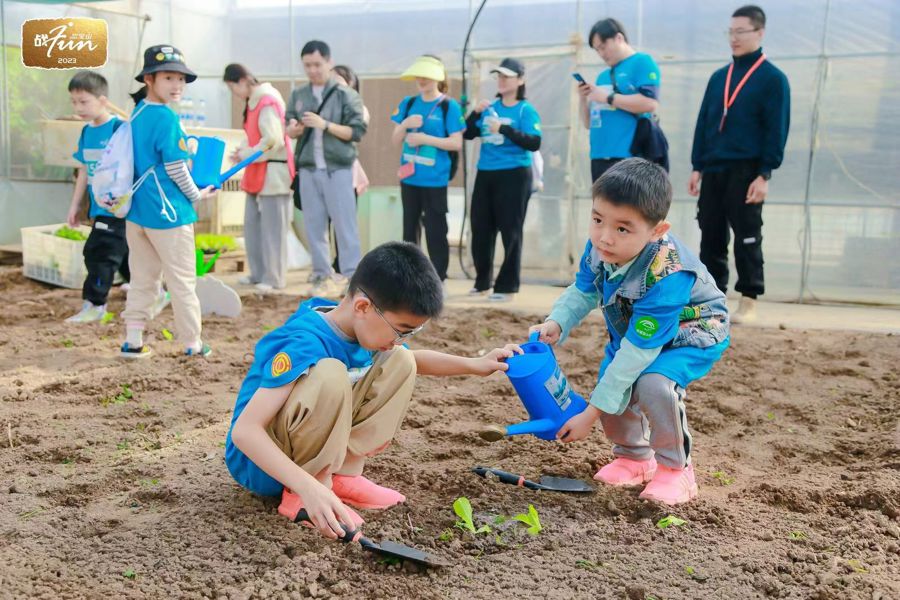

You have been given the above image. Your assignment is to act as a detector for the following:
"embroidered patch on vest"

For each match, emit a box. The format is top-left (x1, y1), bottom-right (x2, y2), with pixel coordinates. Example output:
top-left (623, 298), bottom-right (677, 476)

top-left (634, 316), bottom-right (660, 339)
top-left (645, 240), bottom-right (683, 288)
top-left (271, 352), bottom-right (292, 377)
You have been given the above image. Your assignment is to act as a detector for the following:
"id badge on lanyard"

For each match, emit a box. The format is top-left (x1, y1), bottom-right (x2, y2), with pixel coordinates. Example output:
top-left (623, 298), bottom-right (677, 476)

top-left (719, 54), bottom-right (766, 133)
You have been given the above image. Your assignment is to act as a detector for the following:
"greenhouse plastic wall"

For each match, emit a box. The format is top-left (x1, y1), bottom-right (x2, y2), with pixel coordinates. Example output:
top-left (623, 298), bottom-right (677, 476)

top-left (2, 0), bottom-right (897, 304)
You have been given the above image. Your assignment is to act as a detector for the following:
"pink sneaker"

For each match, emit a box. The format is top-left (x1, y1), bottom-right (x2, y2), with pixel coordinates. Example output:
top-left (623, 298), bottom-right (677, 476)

top-left (639, 464), bottom-right (699, 505)
top-left (277, 488), bottom-right (364, 527)
top-left (331, 475), bottom-right (406, 510)
top-left (594, 457), bottom-right (658, 486)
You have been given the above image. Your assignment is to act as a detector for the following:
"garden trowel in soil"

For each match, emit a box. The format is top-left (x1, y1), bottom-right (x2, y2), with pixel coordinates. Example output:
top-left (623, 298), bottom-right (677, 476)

top-left (296, 509), bottom-right (447, 568)
top-left (472, 467), bottom-right (594, 493)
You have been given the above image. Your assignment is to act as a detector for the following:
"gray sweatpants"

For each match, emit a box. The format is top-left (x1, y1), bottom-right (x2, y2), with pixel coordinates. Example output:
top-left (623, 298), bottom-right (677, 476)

top-left (299, 167), bottom-right (361, 278)
top-left (244, 193), bottom-right (292, 288)
top-left (598, 373), bottom-right (693, 469)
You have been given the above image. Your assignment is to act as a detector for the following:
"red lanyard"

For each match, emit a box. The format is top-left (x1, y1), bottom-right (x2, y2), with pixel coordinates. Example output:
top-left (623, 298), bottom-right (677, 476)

top-left (719, 53), bottom-right (766, 132)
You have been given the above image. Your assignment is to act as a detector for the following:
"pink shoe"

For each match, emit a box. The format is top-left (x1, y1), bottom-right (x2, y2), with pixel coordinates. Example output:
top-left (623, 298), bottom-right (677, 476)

top-left (639, 464), bottom-right (699, 505)
top-left (594, 457), bottom-right (658, 486)
top-left (331, 475), bottom-right (406, 510)
top-left (277, 488), bottom-right (364, 527)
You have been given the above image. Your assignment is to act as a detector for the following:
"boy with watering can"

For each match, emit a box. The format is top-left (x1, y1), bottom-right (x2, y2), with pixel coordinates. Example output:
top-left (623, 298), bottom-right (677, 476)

top-left (226, 241), bottom-right (521, 540)
top-left (531, 159), bottom-right (730, 505)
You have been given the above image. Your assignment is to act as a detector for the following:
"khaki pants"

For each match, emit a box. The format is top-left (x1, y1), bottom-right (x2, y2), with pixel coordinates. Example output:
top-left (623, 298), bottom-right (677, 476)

top-left (122, 222), bottom-right (202, 348)
top-left (266, 347), bottom-right (416, 485)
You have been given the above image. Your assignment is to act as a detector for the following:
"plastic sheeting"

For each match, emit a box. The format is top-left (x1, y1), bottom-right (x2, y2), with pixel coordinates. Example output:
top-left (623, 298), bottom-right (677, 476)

top-left (1, 0), bottom-right (898, 303)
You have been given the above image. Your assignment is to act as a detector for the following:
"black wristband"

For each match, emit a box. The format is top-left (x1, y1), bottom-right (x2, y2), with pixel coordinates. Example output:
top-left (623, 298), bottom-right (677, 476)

top-left (607, 92), bottom-right (616, 106)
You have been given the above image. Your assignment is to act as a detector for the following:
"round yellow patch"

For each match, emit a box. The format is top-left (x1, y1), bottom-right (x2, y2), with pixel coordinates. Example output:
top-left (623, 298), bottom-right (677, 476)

top-left (178, 137), bottom-right (188, 152)
top-left (155, 52), bottom-right (165, 61)
top-left (271, 352), bottom-right (291, 377)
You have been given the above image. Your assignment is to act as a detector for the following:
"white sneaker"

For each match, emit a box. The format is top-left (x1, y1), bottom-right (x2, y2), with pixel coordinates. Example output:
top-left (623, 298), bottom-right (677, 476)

top-left (238, 276), bottom-right (254, 286)
top-left (468, 287), bottom-right (488, 297)
top-left (488, 292), bottom-right (514, 303)
top-left (65, 301), bottom-right (106, 323)
top-left (150, 289), bottom-right (171, 319)
top-left (309, 275), bottom-right (340, 298)
top-left (254, 283), bottom-right (273, 294)
top-left (731, 296), bottom-right (757, 324)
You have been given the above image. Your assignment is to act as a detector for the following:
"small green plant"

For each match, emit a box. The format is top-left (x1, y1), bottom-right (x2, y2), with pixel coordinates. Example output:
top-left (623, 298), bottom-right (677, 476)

top-left (453, 497), bottom-right (491, 534)
top-left (766, 412), bottom-right (775, 420)
top-left (512, 504), bottom-right (543, 536)
top-left (437, 529), bottom-right (454, 542)
top-left (160, 328), bottom-right (174, 341)
top-left (122, 569), bottom-right (136, 579)
top-left (575, 559), bottom-right (602, 571)
top-left (261, 324), bottom-right (274, 332)
top-left (788, 530), bottom-right (807, 540)
top-left (656, 515), bottom-right (686, 529)
top-left (60, 338), bottom-right (74, 348)
top-left (712, 470), bottom-right (735, 485)
top-left (61, 457), bottom-right (73, 465)
top-left (116, 439), bottom-right (130, 451)
top-left (101, 384), bottom-right (133, 407)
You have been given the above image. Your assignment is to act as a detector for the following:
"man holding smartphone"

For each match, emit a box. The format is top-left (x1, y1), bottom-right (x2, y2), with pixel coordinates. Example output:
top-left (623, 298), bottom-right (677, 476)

top-left (577, 18), bottom-right (661, 183)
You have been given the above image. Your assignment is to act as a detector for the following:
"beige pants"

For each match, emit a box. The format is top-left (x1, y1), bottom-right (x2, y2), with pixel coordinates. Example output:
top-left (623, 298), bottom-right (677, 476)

top-left (266, 347), bottom-right (416, 486)
top-left (122, 221), bottom-right (202, 348)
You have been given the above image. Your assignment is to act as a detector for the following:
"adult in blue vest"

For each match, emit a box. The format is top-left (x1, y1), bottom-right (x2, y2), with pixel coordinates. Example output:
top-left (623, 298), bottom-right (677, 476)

top-left (463, 58), bottom-right (542, 302)
top-left (577, 18), bottom-right (661, 183)
top-left (688, 5), bottom-right (790, 324)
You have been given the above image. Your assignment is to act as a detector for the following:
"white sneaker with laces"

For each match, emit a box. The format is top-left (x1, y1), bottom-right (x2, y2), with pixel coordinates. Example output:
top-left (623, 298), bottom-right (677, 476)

top-left (488, 292), bottom-right (514, 303)
top-left (65, 301), bottom-right (106, 324)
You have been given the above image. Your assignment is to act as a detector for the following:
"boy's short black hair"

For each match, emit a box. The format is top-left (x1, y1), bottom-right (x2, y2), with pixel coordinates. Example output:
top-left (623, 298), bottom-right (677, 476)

top-left (591, 158), bottom-right (672, 224)
top-left (732, 5), bottom-right (766, 29)
top-left (301, 40), bottom-right (331, 59)
top-left (348, 242), bottom-right (443, 318)
top-left (588, 18), bottom-right (629, 46)
top-left (68, 70), bottom-right (108, 97)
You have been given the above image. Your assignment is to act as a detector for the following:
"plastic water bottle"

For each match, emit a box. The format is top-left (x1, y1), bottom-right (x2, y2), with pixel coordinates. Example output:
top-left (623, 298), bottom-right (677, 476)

top-left (196, 99), bottom-right (207, 128)
top-left (182, 96), bottom-right (194, 128)
top-left (482, 105), bottom-right (502, 144)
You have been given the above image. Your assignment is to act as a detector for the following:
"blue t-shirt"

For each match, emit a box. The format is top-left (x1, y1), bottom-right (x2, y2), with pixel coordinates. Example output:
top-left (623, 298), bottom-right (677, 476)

top-left (128, 101), bottom-right (197, 229)
top-left (589, 52), bottom-right (660, 159)
top-left (474, 99), bottom-right (541, 171)
top-left (225, 298), bottom-right (375, 496)
top-left (72, 117), bottom-right (120, 219)
top-left (572, 239), bottom-right (726, 388)
top-left (391, 95), bottom-right (465, 188)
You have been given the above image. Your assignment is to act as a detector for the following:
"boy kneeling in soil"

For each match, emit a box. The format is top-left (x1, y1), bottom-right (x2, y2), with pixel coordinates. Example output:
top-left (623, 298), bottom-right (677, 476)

top-left (531, 159), bottom-right (730, 505)
top-left (226, 241), bottom-right (521, 538)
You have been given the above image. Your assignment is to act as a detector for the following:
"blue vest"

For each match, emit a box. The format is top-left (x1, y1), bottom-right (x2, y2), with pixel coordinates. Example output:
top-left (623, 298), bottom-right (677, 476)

top-left (589, 235), bottom-right (729, 349)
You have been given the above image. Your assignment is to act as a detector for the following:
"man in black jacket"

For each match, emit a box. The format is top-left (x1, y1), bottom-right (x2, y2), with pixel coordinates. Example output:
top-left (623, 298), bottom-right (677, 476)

top-left (688, 5), bottom-right (790, 323)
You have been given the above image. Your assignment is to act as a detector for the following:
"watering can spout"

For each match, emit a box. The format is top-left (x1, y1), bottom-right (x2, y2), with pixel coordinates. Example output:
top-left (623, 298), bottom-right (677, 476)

top-left (187, 135), bottom-right (265, 189)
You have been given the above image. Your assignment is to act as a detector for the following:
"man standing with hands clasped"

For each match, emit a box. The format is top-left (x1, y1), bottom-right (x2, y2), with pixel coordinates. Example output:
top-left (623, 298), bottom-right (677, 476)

top-left (689, 5), bottom-right (790, 323)
top-left (286, 40), bottom-right (367, 297)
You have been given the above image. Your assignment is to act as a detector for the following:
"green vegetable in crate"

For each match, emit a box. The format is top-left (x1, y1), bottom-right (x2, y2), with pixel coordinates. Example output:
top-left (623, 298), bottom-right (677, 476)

top-left (54, 226), bottom-right (88, 241)
top-left (195, 234), bottom-right (236, 254)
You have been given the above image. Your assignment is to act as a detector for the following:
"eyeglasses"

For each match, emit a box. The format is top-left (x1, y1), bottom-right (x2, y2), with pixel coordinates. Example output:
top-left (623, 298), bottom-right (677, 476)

top-left (726, 28), bottom-right (760, 38)
top-left (357, 288), bottom-right (427, 343)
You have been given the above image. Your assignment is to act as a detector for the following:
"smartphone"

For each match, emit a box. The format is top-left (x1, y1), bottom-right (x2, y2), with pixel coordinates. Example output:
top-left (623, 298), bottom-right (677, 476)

top-left (572, 72), bottom-right (587, 85)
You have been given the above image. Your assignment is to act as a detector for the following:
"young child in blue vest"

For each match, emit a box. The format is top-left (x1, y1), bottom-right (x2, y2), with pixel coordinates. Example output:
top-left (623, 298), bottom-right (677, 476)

top-left (531, 158), bottom-right (730, 505)
top-left (64, 71), bottom-right (132, 323)
top-left (119, 45), bottom-right (215, 359)
top-left (226, 241), bottom-right (522, 539)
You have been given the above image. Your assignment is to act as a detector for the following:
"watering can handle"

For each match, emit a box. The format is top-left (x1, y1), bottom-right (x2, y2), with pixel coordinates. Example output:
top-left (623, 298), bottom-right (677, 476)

top-left (528, 331), bottom-right (540, 343)
top-left (184, 135), bottom-right (199, 153)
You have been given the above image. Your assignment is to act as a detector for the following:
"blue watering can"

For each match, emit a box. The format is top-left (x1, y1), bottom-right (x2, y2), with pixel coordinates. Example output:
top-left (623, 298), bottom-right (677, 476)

top-left (480, 332), bottom-right (588, 442)
top-left (187, 135), bottom-right (265, 189)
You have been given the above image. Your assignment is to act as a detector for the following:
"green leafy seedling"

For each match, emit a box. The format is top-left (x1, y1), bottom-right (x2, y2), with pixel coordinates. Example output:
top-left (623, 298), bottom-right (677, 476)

top-left (161, 328), bottom-right (174, 341)
top-left (788, 530), bottom-right (807, 540)
top-left (453, 497), bottom-right (490, 534)
top-left (656, 515), bottom-right (686, 529)
top-left (512, 504), bottom-right (543, 535)
top-left (60, 338), bottom-right (74, 348)
top-left (712, 470), bottom-right (735, 485)
top-left (122, 569), bottom-right (136, 579)
top-left (766, 412), bottom-right (775, 420)
top-left (116, 440), bottom-right (130, 451)
top-left (437, 529), bottom-right (454, 542)
top-left (377, 556), bottom-right (402, 566)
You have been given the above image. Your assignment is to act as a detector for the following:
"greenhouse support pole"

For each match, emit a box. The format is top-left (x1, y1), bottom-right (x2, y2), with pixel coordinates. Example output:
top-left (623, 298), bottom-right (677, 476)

top-left (0, 0), bottom-right (10, 180)
top-left (798, 0), bottom-right (832, 303)
top-left (289, 0), bottom-right (295, 90)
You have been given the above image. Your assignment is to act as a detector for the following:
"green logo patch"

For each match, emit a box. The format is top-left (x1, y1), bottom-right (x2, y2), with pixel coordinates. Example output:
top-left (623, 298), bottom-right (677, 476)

top-left (634, 316), bottom-right (659, 339)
